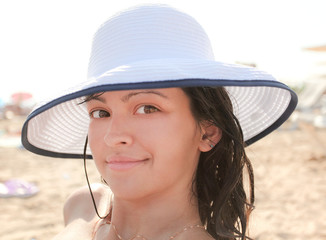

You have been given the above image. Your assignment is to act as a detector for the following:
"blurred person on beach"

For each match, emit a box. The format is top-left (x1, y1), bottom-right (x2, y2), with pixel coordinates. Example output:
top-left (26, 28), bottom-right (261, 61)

top-left (21, 4), bottom-right (297, 240)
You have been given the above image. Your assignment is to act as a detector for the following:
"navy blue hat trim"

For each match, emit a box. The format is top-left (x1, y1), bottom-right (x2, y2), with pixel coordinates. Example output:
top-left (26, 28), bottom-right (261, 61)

top-left (21, 78), bottom-right (298, 159)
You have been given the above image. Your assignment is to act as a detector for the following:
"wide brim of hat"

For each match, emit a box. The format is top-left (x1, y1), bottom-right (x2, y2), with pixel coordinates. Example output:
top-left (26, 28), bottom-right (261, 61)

top-left (21, 58), bottom-right (297, 159)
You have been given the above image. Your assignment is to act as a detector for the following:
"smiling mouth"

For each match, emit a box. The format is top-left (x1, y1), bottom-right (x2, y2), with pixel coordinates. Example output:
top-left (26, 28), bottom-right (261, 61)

top-left (106, 158), bottom-right (149, 171)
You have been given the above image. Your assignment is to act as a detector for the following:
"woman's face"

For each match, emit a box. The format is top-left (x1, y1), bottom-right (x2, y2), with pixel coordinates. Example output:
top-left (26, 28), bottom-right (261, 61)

top-left (87, 88), bottom-right (206, 200)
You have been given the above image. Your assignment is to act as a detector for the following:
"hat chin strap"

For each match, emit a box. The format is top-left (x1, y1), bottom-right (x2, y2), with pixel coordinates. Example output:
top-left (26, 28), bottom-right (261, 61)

top-left (83, 136), bottom-right (111, 220)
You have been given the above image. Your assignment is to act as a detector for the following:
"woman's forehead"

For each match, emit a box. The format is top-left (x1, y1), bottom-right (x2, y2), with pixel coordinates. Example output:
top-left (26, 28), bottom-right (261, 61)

top-left (99, 88), bottom-right (185, 101)
top-left (85, 87), bottom-right (193, 112)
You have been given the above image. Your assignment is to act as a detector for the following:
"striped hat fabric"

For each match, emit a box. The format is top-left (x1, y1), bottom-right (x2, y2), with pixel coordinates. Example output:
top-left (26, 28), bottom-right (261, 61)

top-left (21, 4), bottom-right (297, 158)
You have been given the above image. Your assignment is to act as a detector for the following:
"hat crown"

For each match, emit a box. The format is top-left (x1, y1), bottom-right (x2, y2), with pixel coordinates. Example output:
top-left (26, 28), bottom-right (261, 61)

top-left (87, 4), bottom-right (215, 78)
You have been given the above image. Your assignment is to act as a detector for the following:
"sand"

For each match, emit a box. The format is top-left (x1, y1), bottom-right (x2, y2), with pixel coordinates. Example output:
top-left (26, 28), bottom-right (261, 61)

top-left (0, 117), bottom-right (325, 240)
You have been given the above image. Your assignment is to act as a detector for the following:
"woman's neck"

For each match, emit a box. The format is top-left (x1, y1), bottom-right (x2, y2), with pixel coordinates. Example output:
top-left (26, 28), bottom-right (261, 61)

top-left (108, 187), bottom-right (202, 240)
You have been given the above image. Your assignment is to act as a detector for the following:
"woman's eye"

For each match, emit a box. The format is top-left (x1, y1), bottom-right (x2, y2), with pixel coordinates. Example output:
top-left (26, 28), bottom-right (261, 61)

top-left (136, 105), bottom-right (159, 114)
top-left (90, 110), bottom-right (110, 118)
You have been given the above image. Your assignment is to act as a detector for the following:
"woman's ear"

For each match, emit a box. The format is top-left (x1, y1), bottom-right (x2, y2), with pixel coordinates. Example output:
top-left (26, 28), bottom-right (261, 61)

top-left (199, 121), bottom-right (222, 152)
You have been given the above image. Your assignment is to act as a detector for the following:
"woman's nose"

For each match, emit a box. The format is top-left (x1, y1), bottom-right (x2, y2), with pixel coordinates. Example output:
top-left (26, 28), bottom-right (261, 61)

top-left (103, 116), bottom-right (133, 147)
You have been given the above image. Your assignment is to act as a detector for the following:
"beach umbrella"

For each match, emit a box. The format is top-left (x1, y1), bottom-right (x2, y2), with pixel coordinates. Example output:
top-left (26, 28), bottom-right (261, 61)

top-left (11, 92), bottom-right (33, 104)
top-left (305, 44), bottom-right (326, 52)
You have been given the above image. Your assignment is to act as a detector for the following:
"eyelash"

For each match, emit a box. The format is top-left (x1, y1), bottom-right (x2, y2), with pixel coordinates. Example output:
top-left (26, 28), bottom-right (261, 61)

top-left (89, 109), bottom-right (110, 119)
top-left (89, 105), bottom-right (160, 119)
top-left (136, 105), bottom-right (160, 114)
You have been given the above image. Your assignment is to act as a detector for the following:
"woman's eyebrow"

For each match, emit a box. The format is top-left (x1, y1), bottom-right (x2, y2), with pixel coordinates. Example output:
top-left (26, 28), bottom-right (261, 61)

top-left (121, 90), bottom-right (168, 102)
top-left (87, 95), bottom-right (106, 103)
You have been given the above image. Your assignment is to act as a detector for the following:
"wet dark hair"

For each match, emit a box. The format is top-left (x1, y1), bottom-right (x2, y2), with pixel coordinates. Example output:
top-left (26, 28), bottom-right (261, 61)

top-left (182, 87), bottom-right (254, 240)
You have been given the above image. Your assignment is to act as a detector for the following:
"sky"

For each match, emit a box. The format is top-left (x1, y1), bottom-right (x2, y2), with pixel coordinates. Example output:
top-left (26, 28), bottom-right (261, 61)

top-left (0, 0), bottom-right (325, 101)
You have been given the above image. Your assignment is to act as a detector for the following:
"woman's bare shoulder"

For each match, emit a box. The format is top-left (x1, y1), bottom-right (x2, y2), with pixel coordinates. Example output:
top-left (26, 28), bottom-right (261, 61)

top-left (63, 183), bottom-right (112, 226)
top-left (52, 183), bottom-right (112, 240)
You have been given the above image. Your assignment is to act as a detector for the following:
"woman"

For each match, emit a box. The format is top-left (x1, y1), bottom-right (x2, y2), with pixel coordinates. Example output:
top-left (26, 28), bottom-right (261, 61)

top-left (21, 4), bottom-right (297, 240)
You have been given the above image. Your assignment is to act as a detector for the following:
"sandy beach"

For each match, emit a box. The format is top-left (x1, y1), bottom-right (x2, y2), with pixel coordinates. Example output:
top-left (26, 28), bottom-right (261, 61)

top-left (0, 117), bottom-right (325, 240)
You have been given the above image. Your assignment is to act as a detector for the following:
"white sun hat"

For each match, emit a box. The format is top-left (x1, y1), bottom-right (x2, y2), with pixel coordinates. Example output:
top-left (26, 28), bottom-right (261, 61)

top-left (21, 4), bottom-right (297, 158)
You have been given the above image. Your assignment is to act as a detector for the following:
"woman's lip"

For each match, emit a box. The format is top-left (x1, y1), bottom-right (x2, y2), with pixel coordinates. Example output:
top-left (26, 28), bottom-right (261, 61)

top-left (106, 157), bottom-right (148, 170)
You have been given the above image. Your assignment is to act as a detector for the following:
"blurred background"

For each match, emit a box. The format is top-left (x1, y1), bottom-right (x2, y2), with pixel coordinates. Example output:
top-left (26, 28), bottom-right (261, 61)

top-left (0, 0), bottom-right (325, 240)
